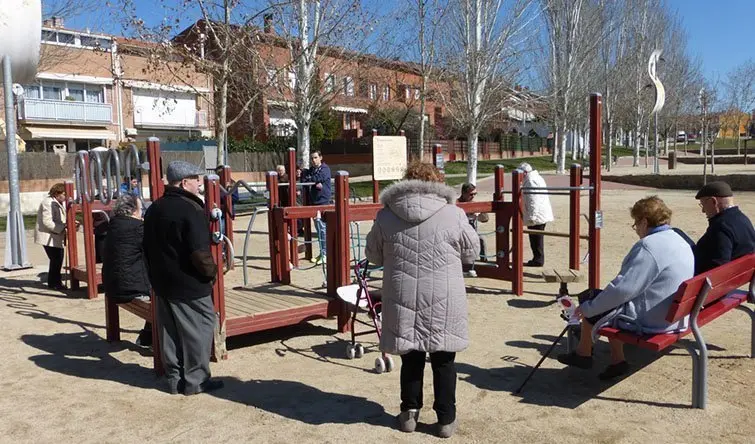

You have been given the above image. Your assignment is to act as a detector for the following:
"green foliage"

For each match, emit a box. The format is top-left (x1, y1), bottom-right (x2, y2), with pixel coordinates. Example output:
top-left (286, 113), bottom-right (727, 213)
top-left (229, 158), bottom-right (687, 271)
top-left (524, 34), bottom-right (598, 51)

top-left (228, 135), bottom-right (295, 153)
top-left (310, 110), bottom-right (341, 148)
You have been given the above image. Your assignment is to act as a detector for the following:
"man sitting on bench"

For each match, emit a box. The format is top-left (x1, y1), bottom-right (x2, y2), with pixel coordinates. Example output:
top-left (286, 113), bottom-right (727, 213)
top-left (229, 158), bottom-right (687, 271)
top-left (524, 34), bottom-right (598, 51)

top-left (557, 196), bottom-right (694, 380)
top-left (694, 181), bottom-right (755, 275)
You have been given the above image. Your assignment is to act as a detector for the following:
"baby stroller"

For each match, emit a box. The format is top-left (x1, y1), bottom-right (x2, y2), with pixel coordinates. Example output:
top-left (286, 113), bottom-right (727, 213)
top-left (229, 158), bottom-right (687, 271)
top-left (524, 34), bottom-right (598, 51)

top-left (336, 259), bottom-right (395, 373)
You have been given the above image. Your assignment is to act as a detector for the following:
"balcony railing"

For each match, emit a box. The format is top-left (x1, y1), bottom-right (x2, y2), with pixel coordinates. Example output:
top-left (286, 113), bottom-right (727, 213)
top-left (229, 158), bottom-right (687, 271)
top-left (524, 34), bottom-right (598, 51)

top-left (18, 98), bottom-right (113, 124)
top-left (134, 110), bottom-right (209, 129)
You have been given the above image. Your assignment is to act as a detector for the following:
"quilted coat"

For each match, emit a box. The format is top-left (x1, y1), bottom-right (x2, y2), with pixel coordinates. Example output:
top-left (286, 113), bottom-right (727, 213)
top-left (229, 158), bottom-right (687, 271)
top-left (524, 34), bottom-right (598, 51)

top-left (522, 170), bottom-right (554, 226)
top-left (365, 180), bottom-right (479, 355)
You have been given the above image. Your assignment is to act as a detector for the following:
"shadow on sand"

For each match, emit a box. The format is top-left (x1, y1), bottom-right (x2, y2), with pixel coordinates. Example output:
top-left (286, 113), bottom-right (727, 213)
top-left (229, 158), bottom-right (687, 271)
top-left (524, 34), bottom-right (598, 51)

top-left (21, 327), bottom-right (393, 427)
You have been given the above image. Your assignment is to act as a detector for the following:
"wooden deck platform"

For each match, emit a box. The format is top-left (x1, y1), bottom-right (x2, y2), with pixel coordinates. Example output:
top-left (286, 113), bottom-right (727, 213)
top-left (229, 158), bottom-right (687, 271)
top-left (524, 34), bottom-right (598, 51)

top-left (224, 285), bottom-right (333, 337)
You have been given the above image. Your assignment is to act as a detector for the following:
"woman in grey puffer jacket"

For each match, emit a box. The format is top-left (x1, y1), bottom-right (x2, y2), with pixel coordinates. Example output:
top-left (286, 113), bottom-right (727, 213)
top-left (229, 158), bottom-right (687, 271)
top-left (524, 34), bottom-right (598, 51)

top-left (365, 161), bottom-right (479, 438)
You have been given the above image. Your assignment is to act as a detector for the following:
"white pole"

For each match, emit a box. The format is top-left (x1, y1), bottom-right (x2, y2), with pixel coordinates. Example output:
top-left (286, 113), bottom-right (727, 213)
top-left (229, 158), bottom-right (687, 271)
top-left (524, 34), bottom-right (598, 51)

top-left (3, 55), bottom-right (31, 270)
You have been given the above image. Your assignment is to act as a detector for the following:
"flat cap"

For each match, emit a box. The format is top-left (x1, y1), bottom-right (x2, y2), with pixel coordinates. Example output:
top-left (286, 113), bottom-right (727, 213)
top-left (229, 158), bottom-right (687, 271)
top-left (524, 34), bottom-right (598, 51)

top-left (166, 160), bottom-right (204, 183)
top-left (695, 181), bottom-right (733, 199)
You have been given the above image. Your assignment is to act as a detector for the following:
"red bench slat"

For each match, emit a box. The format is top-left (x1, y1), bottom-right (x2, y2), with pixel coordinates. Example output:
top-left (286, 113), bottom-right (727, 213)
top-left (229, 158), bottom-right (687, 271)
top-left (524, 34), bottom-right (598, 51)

top-left (666, 254), bottom-right (755, 323)
top-left (598, 290), bottom-right (750, 352)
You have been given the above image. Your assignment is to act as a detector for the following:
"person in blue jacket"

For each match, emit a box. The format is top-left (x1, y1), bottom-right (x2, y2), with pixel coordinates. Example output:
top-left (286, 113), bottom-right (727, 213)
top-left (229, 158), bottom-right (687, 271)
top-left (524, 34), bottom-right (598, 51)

top-left (301, 150), bottom-right (331, 264)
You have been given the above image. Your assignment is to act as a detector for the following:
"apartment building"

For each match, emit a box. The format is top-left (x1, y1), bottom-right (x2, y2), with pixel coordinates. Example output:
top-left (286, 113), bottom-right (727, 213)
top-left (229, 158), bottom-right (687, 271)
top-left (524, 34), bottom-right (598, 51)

top-left (0, 17), bottom-right (213, 153)
top-left (174, 20), bottom-right (447, 142)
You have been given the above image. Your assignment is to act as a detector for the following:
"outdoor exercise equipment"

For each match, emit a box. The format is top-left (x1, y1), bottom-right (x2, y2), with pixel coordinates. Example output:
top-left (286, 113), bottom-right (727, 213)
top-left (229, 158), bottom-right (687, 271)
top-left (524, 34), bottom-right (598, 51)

top-left (65, 141), bottom-right (160, 299)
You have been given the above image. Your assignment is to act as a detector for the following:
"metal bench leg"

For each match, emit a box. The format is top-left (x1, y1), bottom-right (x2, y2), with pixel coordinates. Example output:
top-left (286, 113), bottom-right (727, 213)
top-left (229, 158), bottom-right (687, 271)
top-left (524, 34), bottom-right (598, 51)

top-left (689, 321), bottom-right (709, 409)
top-left (681, 342), bottom-right (701, 408)
top-left (735, 305), bottom-right (755, 358)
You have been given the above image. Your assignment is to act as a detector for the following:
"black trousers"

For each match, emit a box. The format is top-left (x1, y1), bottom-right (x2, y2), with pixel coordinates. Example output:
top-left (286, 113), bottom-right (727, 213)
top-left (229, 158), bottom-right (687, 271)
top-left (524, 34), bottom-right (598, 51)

top-left (400, 350), bottom-right (457, 425)
top-left (43, 246), bottom-right (64, 288)
top-left (528, 223), bottom-right (546, 265)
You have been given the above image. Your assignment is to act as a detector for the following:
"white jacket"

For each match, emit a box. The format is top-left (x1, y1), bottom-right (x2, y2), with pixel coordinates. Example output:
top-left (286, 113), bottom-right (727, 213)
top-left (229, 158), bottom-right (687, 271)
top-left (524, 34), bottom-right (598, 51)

top-left (522, 170), bottom-right (554, 226)
top-left (34, 196), bottom-right (67, 248)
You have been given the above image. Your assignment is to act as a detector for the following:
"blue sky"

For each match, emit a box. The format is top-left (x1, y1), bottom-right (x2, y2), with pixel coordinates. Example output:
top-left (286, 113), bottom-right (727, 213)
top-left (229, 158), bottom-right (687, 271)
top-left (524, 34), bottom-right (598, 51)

top-left (64, 0), bottom-right (754, 83)
top-left (668, 0), bottom-right (754, 81)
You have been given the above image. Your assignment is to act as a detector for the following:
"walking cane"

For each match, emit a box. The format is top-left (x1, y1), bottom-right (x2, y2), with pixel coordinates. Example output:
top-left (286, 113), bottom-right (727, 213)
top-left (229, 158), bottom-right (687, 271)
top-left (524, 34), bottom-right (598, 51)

top-left (514, 325), bottom-right (570, 394)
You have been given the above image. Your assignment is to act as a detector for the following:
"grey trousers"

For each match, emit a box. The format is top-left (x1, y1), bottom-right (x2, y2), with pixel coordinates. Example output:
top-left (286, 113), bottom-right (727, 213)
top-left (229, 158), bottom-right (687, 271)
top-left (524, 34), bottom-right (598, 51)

top-left (156, 294), bottom-right (214, 392)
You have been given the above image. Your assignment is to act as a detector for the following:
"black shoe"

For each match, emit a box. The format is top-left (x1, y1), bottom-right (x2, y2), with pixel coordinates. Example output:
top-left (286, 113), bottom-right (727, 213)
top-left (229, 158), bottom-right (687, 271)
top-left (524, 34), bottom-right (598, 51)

top-left (525, 260), bottom-right (544, 267)
top-left (184, 378), bottom-right (224, 396)
top-left (556, 352), bottom-right (593, 369)
top-left (598, 361), bottom-right (630, 380)
top-left (50, 284), bottom-right (67, 291)
top-left (135, 330), bottom-right (152, 348)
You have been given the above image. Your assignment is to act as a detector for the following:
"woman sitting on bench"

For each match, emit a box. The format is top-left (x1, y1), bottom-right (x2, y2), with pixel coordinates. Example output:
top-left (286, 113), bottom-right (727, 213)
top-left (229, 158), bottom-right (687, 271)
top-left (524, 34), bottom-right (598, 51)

top-left (102, 194), bottom-right (153, 347)
top-left (557, 196), bottom-right (694, 380)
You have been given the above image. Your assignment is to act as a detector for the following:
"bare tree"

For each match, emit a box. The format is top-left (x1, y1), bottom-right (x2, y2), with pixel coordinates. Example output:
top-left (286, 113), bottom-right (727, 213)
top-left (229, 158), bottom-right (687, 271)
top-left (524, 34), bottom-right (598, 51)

top-left (121, 0), bottom-right (270, 165)
top-left (407, 0), bottom-right (447, 160)
top-left (442, 0), bottom-right (536, 184)
top-left (541, 0), bottom-right (603, 174)
top-left (724, 59), bottom-right (755, 154)
top-left (268, 0), bottom-right (374, 168)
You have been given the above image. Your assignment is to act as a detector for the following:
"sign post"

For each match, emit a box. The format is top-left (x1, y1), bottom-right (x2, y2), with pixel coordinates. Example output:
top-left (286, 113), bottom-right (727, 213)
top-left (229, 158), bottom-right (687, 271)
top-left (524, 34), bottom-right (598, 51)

top-left (372, 136), bottom-right (408, 185)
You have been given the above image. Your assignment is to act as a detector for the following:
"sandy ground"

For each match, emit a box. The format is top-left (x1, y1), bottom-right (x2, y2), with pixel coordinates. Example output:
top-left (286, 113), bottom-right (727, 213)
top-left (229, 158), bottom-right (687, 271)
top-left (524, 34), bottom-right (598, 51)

top-left (1, 185), bottom-right (754, 443)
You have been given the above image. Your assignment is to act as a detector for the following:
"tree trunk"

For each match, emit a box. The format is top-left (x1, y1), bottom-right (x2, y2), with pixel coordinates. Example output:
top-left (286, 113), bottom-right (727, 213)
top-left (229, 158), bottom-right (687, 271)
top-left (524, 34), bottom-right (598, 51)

top-left (606, 118), bottom-right (613, 172)
top-left (298, 120), bottom-right (311, 168)
top-left (571, 129), bottom-right (578, 161)
top-left (217, 79), bottom-right (228, 166)
top-left (466, 129), bottom-right (479, 185)
top-left (557, 126), bottom-right (567, 174)
top-left (418, 89), bottom-right (426, 161)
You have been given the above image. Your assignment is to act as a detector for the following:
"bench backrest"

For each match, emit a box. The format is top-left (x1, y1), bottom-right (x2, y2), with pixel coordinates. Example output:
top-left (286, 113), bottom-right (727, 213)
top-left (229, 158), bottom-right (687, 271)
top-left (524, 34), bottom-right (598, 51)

top-left (666, 253), bottom-right (755, 323)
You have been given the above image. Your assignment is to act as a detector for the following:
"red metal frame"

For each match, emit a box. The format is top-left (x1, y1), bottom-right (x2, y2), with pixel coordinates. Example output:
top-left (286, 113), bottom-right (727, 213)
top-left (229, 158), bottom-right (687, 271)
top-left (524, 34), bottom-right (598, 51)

top-left (219, 165), bottom-right (233, 244)
top-left (569, 164), bottom-right (581, 270)
top-left (589, 94), bottom-right (602, 290)
top-left (205, 176), bottom-right (228, 360)
top-left (266, 171), bottom-right (280, 282)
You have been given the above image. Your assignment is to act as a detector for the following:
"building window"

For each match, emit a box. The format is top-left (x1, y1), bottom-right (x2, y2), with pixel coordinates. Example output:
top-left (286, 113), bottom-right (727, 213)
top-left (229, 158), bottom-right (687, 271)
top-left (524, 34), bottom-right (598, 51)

top-left (86, 89), bottom-right (103, 103)
top-left (67, 87), bottom-right (85, 102)
top-left (324, 73), bottom-right (335, 93)
top-left (288, 72), bottom-right (296, 90)
top-left (343, 76), bottom-right (354, 96)
top-left (266, 69), bottom-right (278, 88)
top-left (404, 86), bottom-right (411, 100)
top-left (382, 85), bottom-right (390, 101)
top-left (414, 88), bottom-right (421, 100)
top-left (369, 84), bottom-right (377, 100)
top-left (56, 32), bottom-right (75, 44)
top-left (43, 85), bottom-right (62, 100)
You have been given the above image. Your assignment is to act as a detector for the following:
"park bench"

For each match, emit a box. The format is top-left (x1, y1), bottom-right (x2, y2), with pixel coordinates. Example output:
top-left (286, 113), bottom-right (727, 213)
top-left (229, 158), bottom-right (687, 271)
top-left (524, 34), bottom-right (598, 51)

top-left (105, 295), bottom-right (152, 343)
top-left (595, 253), bottom-right (755, 409)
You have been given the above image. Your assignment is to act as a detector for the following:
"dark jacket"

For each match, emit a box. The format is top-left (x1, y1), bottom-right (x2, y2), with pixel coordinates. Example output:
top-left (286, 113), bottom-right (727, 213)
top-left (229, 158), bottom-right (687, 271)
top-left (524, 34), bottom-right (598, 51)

top-left (102, 215), bottom-right (150, 302)
top-left (301, 163), bottom-right (332, 205)
top-left (695, 206), bottom-right (755, 275)
top-left (143, 186), bottom-right (217, 301)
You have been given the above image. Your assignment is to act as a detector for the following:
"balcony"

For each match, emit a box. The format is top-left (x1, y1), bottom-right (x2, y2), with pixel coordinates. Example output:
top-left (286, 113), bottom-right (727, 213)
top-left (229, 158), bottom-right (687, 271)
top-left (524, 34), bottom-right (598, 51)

top-left (133, 110), bottom-right (209, 129)
top-left (18, 98), bottom-right (113, 125)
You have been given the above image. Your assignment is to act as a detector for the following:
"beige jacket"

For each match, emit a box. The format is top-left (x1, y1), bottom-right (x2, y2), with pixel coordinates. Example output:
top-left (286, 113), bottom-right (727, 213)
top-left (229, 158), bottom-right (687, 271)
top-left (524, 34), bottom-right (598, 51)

top-left (365, 180), bottom-right (479, 355)
top-left (34, 196), bottom-right (67, 248)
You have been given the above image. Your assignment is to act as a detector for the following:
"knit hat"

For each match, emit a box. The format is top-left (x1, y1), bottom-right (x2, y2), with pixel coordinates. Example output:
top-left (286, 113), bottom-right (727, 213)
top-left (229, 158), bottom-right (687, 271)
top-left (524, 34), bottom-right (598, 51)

top-left (695, 181), bottom-right (733, 199)
top-left (166, 160), bottom-right (204, 183)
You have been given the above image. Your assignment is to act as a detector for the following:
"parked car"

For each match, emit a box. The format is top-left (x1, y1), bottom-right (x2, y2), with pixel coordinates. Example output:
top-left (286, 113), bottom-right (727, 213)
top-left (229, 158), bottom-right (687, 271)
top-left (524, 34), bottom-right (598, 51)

top-left (676, 131), bottom-right (687, 143)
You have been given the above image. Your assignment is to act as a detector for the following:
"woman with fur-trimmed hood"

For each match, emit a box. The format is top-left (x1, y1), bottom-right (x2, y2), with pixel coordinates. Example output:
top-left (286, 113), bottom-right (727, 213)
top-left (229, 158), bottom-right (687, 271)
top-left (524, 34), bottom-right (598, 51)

top-left (365, 161), bottom-right (479, 438)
